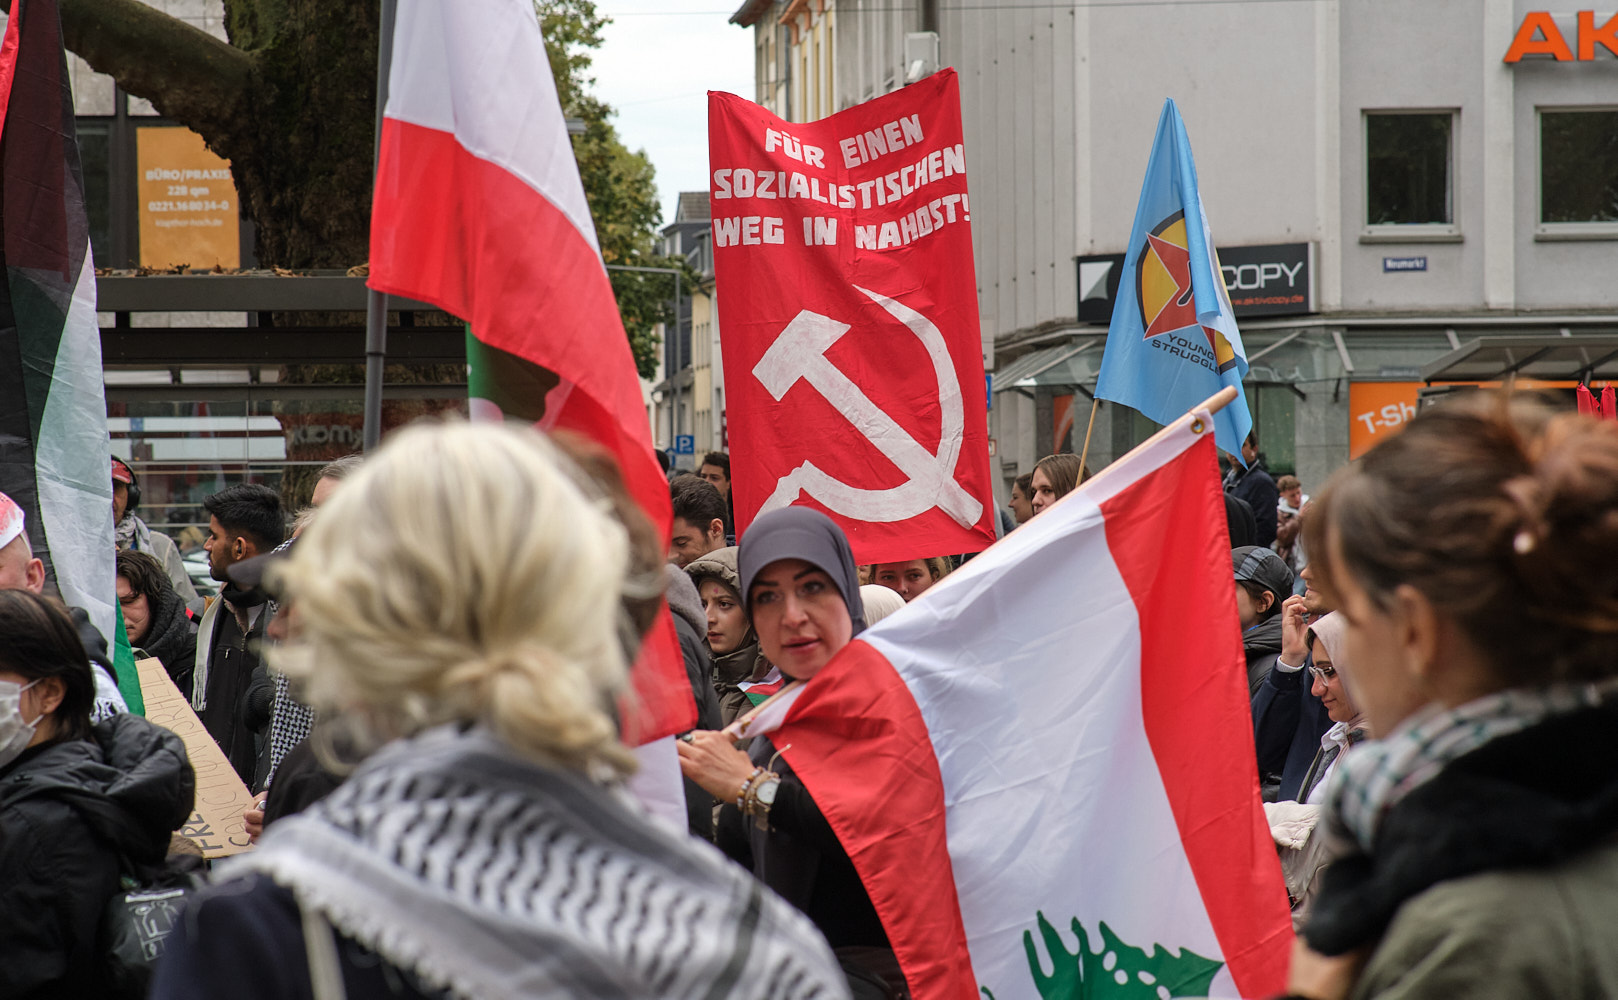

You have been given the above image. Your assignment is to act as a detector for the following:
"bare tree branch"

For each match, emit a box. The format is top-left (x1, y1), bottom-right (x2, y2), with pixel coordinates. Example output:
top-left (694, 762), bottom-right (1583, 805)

top-left (38, 0), bottom-right (257, 140)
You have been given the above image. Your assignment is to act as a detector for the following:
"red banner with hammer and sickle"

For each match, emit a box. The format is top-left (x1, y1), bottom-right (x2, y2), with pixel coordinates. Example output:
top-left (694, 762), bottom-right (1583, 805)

top-left (708, 70), bottom-right (995, 565)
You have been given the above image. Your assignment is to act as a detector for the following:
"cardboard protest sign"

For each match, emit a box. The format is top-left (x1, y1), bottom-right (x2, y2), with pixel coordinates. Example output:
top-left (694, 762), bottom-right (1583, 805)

top-left (708, 70), bottom-right (996, 564)
top-left (135, 656), bottom-right (255, 858)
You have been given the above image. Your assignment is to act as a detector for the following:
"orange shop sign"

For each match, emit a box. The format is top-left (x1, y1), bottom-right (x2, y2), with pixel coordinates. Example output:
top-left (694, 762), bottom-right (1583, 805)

top-left (1348, 382), bottom-right (1420, 460)
top-left (1504, 11), bottom-right (1618, 62)
top-left (136, 126), bottom-right (241, 269)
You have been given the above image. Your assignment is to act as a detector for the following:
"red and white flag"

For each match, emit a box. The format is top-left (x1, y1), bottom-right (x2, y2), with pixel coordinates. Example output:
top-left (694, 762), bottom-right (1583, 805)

top-left (367, 0), bottom-right (694, 744)
top-left (744, 404), bottom-right (1293, 999)
top-left (708, 72), bottom-right (996, 564)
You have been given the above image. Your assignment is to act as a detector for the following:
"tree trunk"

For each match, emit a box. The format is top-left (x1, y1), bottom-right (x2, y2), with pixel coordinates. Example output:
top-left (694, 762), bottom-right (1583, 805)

top-left (47, 0), bottom-right (380, 268)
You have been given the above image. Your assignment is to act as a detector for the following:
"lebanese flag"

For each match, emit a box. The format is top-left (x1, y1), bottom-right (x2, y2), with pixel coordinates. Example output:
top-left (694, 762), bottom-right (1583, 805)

top-left (367, 0), bottom-right (694, 743)
top-left (745, 403), bottom-right (1293, 998)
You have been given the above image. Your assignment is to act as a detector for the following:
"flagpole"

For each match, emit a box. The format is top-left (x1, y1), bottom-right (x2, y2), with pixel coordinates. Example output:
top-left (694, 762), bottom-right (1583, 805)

top-left (1077, 394), bottom-right (1100, 480)
top-left (361, 0), bottom-right (398, 453)
top-left (1080, 385), bottom-right (1238, 498)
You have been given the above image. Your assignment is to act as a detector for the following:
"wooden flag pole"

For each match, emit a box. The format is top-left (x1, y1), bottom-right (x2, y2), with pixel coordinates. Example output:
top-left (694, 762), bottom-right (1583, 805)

top-left (1078, 385), bottom-right (1238, 496)
top-left (1076, 394), bottom-right (1101, 479)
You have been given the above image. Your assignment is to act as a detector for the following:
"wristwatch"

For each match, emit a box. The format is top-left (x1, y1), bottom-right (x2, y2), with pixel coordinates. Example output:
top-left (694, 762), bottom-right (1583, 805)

top-left (755, 776), bottom-right (780, 807)
top-left (747, 774), bottom-right (781, 829)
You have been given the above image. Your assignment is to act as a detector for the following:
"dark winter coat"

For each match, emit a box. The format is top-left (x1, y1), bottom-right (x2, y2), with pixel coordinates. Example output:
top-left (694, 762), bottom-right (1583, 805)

top-left (1224, 458), bottom-right (1279, 547)
top-left (718, 734), bottom-right (889, 953)
top-left (1241, 615), bottom-right (1285, 695)
top-left (1307, 701), bottom-right (1618, 998)
top-left (1252, 653), bottom-right (1332, 802)
top-left (195, 588), bottom-right (273, 785)
top-left (663, 566), bottom-right (723, 734)
top-left (0, 714), bottom-right (195, 999)
top-left (134, 581), bottom-right (198, 687)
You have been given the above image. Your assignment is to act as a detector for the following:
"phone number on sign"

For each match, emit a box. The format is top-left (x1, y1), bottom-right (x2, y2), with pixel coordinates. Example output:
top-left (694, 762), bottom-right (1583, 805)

top-left (146, 200), bottom-right (232, 213)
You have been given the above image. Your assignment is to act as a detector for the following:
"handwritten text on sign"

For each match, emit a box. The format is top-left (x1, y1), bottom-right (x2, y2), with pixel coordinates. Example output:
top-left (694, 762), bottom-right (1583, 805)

top-left (135, 656), bottom-right (255, 858)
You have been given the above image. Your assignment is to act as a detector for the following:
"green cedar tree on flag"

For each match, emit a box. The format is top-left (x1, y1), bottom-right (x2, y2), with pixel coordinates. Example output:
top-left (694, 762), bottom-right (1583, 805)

top-left (0, 0), bottom-right (122, 670)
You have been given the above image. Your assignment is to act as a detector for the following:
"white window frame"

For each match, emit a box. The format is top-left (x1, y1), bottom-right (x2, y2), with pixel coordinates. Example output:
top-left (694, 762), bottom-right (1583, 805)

top-left (1360, 108), bottom-right (1462, 244)
top-left (1535, 105), bottom-right (1618, 242)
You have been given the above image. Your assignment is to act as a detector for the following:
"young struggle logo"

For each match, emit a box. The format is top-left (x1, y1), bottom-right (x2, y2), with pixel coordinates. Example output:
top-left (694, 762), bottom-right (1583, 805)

top-left (1134, 210), bottom-right (1239, 375)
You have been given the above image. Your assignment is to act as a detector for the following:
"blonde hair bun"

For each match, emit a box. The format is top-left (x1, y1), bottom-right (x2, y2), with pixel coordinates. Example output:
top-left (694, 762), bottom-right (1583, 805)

top-left (271, 420), bottom-right (635, 775)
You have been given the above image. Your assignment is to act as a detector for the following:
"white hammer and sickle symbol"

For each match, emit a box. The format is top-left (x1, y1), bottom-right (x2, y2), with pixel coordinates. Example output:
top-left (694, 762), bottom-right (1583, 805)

top-left (753, 285), bottom-right (983, 528)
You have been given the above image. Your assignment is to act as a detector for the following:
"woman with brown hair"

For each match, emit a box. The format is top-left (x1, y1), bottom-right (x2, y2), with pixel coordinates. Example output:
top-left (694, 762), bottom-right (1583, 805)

top-left (1287, 393), bottom-right (1618, 1000)
top-left (1029, 453), bottom-right (1085, 515)
top-left (871, 556), bottom-right (950, 603)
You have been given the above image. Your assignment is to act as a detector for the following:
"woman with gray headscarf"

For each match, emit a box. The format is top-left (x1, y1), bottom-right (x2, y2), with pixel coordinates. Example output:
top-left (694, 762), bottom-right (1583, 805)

top-left (679, 509), bottom-right (905, 999)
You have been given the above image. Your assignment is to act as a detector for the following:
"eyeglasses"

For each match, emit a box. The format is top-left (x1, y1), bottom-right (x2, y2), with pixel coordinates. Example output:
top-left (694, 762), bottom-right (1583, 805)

top-left (1308, 663), bottom-right (1337, 684)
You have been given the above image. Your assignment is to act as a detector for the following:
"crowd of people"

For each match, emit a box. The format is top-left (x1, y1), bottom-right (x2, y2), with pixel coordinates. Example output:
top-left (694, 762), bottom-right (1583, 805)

top-left (2, 391), bottom-right (1618, 998)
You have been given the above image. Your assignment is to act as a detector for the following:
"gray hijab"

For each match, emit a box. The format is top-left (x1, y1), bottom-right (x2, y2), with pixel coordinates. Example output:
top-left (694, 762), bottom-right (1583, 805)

top-left (739, 507), bottom-right (866, 635)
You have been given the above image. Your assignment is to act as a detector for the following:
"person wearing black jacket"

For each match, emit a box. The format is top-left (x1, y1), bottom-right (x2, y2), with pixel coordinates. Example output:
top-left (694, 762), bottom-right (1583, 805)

top-left (1222, 432), bottom-right (1280, 547)
top-left (192, 484), bottom-right (284, 785)
top-left (1232, 545), bottom-right (1293, 694)
top-left (0, 590), bottom-right (194, 999)
top-left (116, 549), bottom-right (197, 685)
top-left (680, 508), bottom-right (903, 1000)
top-left (1252, 563), bottom-right (1334, 802)
top-left (662, 564), bottom-right (723, 839)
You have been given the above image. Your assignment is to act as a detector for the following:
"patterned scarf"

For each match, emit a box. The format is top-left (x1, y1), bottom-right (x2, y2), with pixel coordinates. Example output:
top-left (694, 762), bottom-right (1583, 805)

top-left (1325, 683), bottom-right (1611, 852)
top-left (114, 511), bottom-right (149, 552)
top-left (221, 726), bottom-right (847, 1000)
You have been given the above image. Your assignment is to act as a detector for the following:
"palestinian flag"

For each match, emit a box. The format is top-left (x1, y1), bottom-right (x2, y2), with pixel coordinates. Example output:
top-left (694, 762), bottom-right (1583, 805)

top-left (367, 0), bottom-right (695, 744)
top-left (739, 668), bottom-right (785, 707)
top-left (0, 1), bottom-right (119, 658)
top-left (743, 403), bottom-right (1293, 999)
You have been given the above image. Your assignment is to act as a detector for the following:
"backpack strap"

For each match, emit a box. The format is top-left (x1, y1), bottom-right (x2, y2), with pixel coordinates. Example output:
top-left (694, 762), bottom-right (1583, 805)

top-left (299, 901), bottom-right (347, 1000)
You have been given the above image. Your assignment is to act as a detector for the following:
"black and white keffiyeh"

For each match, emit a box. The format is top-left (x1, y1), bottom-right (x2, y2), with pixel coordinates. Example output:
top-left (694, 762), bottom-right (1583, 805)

top-left (262, 536), bottom-right (315, 788)
top-left (220, 726), bottom-right (850, 1000)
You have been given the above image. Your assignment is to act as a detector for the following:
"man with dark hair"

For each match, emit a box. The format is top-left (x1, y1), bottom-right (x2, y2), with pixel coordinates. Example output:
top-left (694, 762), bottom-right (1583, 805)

top-left (668, 474), bottom-right (727, 569)
top-left (193, 483), bottom-right (285, 783)
top-left (698, 451), bottom-right (734, 531)
top-left (697, 451), bottom-right (731, 500)
top-left (1223, 431), bottom-right (1280, 547)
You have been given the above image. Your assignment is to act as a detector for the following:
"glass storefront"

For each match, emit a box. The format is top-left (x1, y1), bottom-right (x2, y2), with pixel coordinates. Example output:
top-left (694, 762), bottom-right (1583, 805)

top-left (107, 377), bottom-right (468, 593)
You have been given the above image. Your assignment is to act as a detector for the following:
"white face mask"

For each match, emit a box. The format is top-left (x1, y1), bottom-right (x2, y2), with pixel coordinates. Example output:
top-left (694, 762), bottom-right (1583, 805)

top-left (0, 678), bottom-right (42, 770)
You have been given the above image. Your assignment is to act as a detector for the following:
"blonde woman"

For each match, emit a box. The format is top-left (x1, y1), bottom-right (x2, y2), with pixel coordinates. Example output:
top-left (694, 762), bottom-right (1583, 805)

top-left (152, 422), bottom-right (847, 1000)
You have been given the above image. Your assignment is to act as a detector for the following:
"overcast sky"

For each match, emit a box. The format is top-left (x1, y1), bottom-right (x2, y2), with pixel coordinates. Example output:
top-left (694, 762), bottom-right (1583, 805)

top-left (592, 2), bottom-right (756, 228)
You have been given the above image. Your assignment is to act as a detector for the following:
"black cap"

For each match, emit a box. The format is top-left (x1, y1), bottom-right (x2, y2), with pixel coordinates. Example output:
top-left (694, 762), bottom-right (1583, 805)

top-left (1231, 545), bottom-right (1293, 609)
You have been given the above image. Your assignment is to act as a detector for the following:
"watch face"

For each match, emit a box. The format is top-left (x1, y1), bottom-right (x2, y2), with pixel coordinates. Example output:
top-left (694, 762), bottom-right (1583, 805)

top-left (757, 778), bottom-right (779, 806)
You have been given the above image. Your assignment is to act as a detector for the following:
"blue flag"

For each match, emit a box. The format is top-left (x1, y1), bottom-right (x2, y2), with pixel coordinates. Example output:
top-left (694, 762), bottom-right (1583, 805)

top-left (1094, 99), bottom-right (1253, 460)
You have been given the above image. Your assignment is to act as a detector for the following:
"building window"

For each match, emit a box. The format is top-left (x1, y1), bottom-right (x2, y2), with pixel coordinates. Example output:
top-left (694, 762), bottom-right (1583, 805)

top-left (1538, 108), bottom-right (1618, 239)
top-left (77, 120), bottom-right (113, 265)
top-left (1363, 111), bottom-right (1458, 242)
